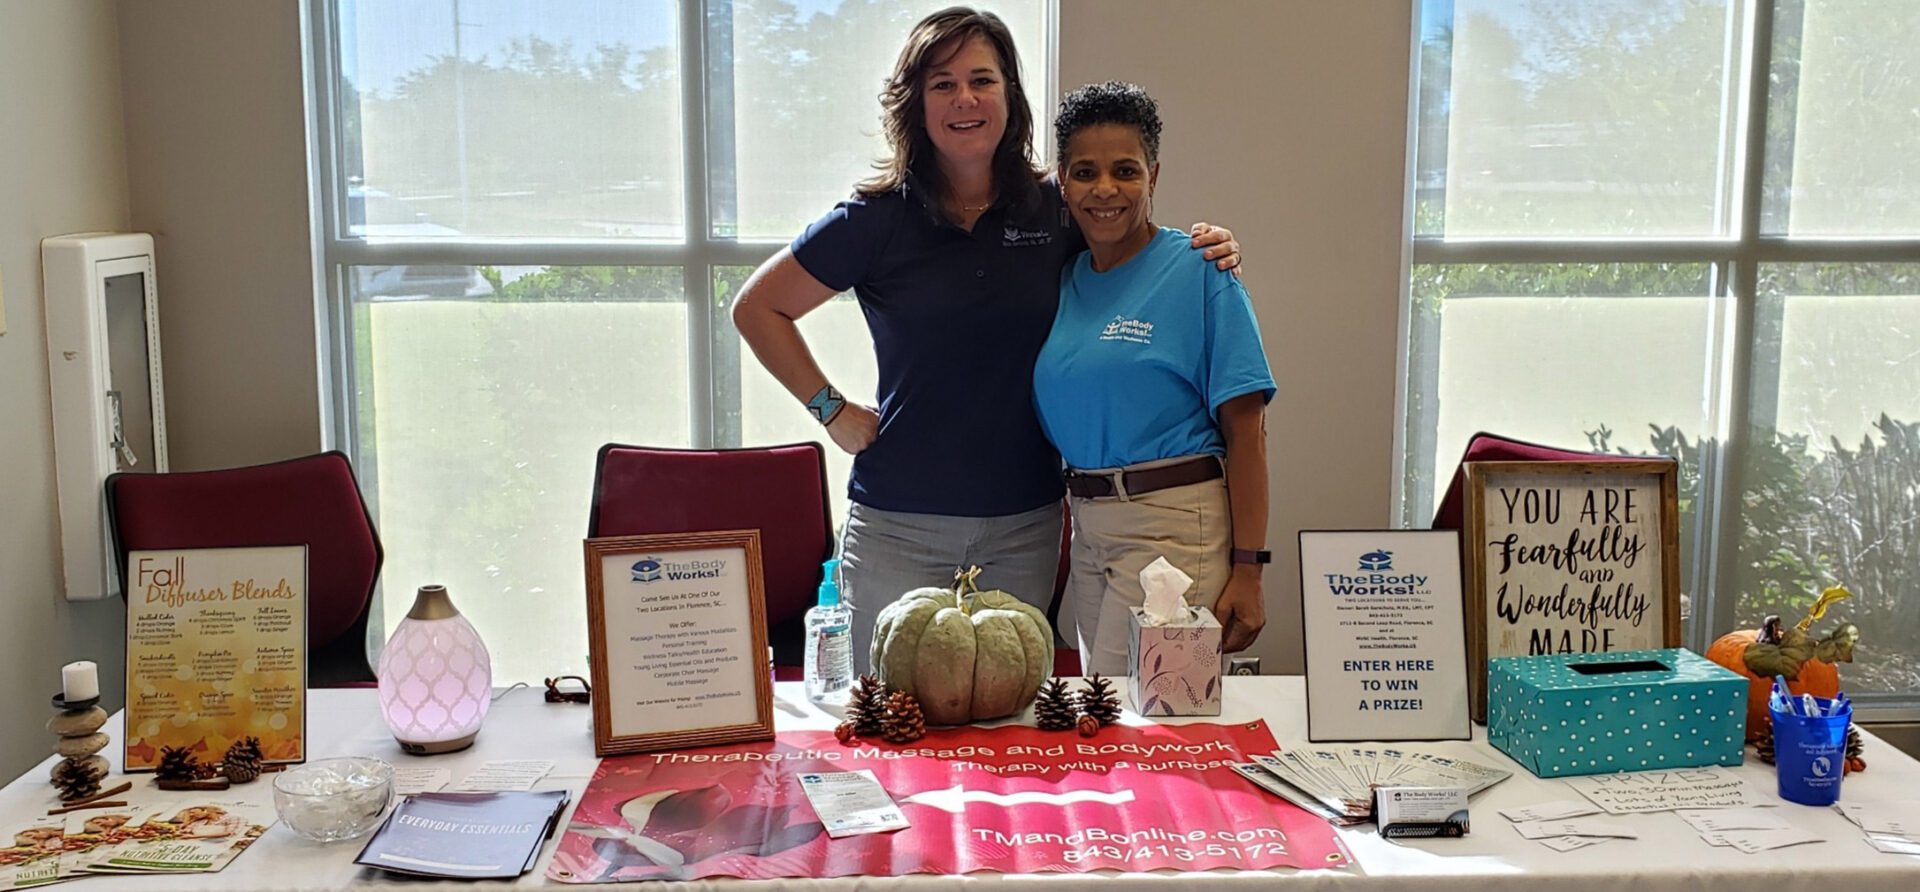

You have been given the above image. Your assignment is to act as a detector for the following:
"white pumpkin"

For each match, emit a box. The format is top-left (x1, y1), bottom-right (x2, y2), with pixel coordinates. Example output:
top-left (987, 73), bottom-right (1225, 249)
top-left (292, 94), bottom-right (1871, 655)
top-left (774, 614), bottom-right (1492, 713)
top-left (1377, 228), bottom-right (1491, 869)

top-left (870, 566), bottom-right (1053, 725)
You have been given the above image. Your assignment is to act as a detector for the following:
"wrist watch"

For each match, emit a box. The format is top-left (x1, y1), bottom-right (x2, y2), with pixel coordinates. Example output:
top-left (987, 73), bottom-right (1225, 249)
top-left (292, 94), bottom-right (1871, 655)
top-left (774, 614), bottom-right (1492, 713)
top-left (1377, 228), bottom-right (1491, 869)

top-left (1230, 548), bottom-right (1272, 565)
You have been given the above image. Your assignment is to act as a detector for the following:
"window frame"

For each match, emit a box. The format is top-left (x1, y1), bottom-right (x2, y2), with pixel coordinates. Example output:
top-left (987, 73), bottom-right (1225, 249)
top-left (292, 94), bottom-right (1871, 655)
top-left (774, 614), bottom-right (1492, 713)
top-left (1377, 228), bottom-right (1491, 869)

top-left (1398, 0), bottom-right (1920, 719)
top-left (303, 0), bottom-right (1058, 648)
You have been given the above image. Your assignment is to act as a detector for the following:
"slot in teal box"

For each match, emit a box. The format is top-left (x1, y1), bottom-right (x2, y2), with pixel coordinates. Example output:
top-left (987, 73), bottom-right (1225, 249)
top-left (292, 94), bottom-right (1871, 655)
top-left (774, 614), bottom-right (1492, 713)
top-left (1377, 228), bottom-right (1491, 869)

top-left (1487, 648), bottom-right (1745, 778)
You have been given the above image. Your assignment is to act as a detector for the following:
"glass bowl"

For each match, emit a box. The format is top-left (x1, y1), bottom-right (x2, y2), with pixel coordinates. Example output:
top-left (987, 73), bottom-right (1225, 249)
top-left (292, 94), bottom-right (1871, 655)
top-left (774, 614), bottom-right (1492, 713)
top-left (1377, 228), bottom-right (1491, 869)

top-left (271, 756), bottom-right (395, 843)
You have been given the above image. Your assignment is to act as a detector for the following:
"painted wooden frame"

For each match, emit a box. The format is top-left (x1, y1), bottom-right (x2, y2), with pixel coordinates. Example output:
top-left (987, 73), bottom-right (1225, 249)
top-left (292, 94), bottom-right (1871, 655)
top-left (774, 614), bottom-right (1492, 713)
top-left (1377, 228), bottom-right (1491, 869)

top-left (584, 530), bottom-right (773, 755)
top-left (1462, 460), bottom-right (1682, 722)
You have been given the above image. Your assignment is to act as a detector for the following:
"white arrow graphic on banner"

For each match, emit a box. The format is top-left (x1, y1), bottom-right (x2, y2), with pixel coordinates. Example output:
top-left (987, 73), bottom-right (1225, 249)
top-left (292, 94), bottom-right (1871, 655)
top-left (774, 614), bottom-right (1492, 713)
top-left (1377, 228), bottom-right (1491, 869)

top-left (900, 785), bottom-right (1136, 814)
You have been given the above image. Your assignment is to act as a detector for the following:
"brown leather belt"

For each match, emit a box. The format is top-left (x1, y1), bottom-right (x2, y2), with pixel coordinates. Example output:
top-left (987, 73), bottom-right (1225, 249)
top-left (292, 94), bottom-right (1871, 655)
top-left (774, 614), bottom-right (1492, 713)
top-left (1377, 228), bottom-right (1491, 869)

top-left (1064, 456), bottom-right (1222, 499)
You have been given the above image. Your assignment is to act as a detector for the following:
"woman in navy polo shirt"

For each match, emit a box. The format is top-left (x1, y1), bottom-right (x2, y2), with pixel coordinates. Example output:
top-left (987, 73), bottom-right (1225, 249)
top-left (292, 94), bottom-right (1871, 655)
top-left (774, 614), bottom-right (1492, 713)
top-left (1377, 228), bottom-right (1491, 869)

top-left (730, 8), bottom-right (1239, 674)
top-left (1035, 82), bottom-right (1274, 676)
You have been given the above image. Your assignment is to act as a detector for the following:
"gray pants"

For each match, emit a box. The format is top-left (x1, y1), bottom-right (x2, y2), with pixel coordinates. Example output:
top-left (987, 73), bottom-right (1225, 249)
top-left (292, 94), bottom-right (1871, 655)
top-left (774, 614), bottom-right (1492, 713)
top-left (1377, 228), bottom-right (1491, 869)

top-left (839, 501), bottom-right (1064, 675)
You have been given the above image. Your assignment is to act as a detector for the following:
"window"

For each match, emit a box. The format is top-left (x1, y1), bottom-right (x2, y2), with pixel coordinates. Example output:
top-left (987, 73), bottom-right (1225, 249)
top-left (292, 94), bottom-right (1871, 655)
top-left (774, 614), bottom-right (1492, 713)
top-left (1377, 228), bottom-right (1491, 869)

top-left (311, 0), bottom-right (1054, 683)
top-left (1404, 0), bottom-right (1920, 713)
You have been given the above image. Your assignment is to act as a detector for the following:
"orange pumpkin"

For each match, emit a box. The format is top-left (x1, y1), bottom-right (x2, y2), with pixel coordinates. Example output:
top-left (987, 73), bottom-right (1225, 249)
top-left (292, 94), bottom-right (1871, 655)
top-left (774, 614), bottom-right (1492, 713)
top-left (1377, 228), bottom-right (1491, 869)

top-left (1706, 622), bottom-right (1841, 742)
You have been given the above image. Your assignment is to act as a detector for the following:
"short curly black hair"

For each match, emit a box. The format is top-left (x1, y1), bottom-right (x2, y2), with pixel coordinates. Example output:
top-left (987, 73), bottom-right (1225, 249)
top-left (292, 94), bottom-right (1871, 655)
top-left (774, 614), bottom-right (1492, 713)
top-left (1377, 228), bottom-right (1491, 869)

top-left (1054, 80), bottom-right (1161, 167)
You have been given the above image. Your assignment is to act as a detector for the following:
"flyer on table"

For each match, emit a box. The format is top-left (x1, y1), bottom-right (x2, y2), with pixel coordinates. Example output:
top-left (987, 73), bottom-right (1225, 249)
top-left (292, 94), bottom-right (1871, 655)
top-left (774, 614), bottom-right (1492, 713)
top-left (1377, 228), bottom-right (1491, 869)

top-left (1299, 530), bottom-right (1469, 741)
top-left (598, 546), bottom-right (759, 737)
top-left (124, 546), bottom-right (308, 769)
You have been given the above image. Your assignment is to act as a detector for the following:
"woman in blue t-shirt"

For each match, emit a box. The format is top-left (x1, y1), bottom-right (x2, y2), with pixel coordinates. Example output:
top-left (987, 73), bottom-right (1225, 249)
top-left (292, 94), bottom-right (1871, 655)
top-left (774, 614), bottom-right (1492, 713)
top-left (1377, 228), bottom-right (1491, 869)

top-left (730, 9), bottom-right (1240, 673)
top-left (1035, 81), bottom-right (1275, 676)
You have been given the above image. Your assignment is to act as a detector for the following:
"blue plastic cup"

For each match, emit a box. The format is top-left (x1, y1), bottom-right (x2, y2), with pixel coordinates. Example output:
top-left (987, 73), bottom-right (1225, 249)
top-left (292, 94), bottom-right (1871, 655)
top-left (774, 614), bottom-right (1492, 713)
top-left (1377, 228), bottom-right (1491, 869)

top-left (1770, 694), bottom-right (1849, 806)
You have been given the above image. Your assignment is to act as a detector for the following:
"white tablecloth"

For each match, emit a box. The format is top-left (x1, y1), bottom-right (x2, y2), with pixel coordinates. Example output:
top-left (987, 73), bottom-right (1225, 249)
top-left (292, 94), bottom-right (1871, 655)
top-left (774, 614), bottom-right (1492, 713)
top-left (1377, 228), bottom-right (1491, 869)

top-left (6, 678), bottom-right (1919, 890)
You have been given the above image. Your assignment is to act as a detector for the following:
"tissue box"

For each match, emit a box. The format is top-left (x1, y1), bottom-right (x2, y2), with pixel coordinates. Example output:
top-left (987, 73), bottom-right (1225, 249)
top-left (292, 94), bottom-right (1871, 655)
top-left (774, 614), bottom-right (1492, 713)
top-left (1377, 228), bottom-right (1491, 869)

top-left (1487, 648), bottom-right (1746, 778)
top-left (1126, 606), bottom-right (1222, 716)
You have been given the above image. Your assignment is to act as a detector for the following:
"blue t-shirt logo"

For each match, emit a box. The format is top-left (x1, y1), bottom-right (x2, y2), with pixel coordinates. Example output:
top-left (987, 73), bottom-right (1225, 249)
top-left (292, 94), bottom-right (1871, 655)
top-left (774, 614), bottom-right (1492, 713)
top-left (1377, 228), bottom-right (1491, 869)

top-left (1100, 315), bottom-right (1155, 344)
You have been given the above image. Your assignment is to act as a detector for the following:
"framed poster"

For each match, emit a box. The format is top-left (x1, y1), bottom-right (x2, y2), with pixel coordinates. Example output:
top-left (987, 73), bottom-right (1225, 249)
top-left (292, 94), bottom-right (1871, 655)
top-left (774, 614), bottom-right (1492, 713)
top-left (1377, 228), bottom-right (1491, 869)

top-left (124, 546), bottom-right (308, 770)
top-left (1298, 530), bottom-right (1470, 742)
top-left (1462, 460), bottom-right (1682, 721)
top-left (584, 531), bottom-right (774, 756)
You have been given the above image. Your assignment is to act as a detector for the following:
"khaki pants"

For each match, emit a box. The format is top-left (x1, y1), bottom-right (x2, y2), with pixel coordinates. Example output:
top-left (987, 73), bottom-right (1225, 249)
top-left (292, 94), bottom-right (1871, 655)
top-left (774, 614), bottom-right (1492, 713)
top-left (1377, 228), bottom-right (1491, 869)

top-left (1067, 457), bottom-right (1232, 677)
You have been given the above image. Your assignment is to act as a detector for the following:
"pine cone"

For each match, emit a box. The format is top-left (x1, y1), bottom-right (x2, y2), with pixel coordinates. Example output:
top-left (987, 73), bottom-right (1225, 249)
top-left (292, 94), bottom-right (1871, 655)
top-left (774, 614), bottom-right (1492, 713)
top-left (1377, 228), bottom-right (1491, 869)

top-left (52, 758), bottom-right (103, 802)
top-left (1754, 733), bottom-right (1775, 765)
top-left (227, 736), bottom-right (264, 762)
top-left (846, 675), bottom-right (887, 737)
top-left (222, 737), bottom-right (264, 784)
top-left (1035, 677), bottom-right (1078, 731)
top-left (881, 691), bottom-right (926, 744)
top-left (1078, 674), bottom-right (1123, 726)
top-left (1077, 714), bottom-right (1101, 737)
top-left (1845, 723), bottom-right (1867, 774)
top-left (156, 745), bottom-right (201, 782)
top-left (834, 721), bottom-right (857, 745)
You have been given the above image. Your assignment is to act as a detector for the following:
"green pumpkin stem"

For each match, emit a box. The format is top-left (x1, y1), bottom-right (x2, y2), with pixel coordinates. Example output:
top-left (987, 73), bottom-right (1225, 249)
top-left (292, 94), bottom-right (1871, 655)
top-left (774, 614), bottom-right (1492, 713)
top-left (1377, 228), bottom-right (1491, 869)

top-left (953, 565), bottom-right (983, 614)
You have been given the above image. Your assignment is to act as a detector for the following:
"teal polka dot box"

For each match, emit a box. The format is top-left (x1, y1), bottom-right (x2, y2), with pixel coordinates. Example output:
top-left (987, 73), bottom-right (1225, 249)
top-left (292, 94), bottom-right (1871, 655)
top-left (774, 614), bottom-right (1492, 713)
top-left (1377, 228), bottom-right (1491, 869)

top-left (1487, 648), bottom-right (1746, 778)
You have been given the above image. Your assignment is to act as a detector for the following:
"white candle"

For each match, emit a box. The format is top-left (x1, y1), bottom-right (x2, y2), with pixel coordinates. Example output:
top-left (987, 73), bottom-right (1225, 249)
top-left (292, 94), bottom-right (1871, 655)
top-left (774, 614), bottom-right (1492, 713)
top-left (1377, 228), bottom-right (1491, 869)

top-left (62, 661), bottom-right (99, 702)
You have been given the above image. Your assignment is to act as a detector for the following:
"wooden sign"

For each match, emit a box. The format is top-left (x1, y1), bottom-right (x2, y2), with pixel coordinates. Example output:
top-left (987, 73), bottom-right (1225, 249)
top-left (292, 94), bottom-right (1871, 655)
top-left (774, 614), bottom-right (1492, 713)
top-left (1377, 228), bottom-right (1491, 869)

top-left (1462, 460), bottom-right (1682, 721)
top-left (584, 530), bottom-right (773, 756)
top-left (124, 546), bottom-right (308, 769)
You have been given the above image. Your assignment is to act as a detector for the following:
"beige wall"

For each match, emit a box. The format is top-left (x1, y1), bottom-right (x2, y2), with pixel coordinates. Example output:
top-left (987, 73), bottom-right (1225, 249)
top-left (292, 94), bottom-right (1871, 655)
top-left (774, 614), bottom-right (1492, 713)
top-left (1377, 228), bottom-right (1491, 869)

top-left (118, 0), bottom-right (320, 471)
top-left (1061, 0), bottom-right (1415, 674)
top-left (0, 0), bottom-right (135, 777)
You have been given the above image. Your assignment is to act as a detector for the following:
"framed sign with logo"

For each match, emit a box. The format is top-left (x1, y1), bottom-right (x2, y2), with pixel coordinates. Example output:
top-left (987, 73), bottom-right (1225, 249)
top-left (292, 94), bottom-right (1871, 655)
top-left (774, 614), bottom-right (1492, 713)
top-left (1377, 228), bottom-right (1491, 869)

top-left (124, 546), bottom-right (308, 769)
top-left (1462, 460), bottom-right (1682, 721)
top-left (584, 530), bottom-right (773, 755)
top-left (1298, 530), bottom-right (1469, 742)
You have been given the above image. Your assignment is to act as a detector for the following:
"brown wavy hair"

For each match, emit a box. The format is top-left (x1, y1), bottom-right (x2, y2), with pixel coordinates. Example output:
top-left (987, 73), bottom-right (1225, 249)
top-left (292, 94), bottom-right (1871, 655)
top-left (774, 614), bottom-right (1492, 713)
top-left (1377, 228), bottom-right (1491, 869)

top-left (855, 7), bottom-right (1045, 219)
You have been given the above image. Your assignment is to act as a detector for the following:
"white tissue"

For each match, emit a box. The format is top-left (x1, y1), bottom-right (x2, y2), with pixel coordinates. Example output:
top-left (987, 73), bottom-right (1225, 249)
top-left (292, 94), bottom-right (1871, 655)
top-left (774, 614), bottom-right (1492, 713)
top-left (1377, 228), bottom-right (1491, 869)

top-left (1137, 556), bottom-right (1195, 626)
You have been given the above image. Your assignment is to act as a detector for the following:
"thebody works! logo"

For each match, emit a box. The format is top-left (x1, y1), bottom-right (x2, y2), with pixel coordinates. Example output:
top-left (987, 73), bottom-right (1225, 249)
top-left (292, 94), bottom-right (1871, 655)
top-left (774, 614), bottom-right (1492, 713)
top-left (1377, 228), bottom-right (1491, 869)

top-left (631, 555), bottom-right (727, 584)
top-left (1099, 315), bottom-right (1154, 344)
top-left (1324, 549), bottom-right (1425, 596)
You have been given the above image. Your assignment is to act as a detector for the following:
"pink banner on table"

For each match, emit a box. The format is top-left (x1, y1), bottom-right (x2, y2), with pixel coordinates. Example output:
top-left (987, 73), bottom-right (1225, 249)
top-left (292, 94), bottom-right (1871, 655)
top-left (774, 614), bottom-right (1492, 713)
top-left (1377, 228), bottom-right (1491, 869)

top-left (548, 720), bottom-right (1351, 883)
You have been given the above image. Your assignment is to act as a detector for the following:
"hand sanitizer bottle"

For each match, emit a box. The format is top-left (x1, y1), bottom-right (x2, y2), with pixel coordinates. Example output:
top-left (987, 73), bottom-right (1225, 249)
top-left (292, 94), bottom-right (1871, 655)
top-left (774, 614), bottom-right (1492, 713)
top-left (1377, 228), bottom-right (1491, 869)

top-left (804, 558), bottom-right (853, 703)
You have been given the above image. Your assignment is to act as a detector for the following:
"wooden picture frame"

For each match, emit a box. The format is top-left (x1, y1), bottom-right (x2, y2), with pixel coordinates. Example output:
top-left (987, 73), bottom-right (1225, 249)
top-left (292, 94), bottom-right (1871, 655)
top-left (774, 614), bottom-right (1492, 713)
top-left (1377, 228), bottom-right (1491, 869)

top-left (1462, 460), bottom-right (1682, 722)
top-left (584, 531), bottom-right (774, 756)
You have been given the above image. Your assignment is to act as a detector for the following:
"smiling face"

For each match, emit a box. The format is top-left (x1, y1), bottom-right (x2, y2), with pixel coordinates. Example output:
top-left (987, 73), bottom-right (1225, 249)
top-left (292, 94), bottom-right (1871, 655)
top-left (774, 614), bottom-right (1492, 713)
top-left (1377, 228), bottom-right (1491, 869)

top-left (920, 35), bottom-right (1009, 173)
top-left (1060, 122), bottom-right (1158, 260)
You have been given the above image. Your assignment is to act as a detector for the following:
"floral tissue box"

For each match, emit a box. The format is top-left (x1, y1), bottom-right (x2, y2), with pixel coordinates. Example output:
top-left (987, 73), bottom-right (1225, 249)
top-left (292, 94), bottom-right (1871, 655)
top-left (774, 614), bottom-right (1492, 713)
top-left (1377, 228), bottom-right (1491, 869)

top-left (1125, 605), bottom-right (1223, 716)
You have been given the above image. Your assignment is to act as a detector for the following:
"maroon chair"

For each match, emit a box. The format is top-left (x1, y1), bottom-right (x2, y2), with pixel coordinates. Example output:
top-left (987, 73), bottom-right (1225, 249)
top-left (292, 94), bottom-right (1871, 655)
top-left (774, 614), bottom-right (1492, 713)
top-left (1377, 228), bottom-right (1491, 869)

top-left (106, 451), bottom-right (383, 686)
top-left (589, 443), bottom-right (833, 679)
top-left (1430, 431), bottom-right (1643, 530)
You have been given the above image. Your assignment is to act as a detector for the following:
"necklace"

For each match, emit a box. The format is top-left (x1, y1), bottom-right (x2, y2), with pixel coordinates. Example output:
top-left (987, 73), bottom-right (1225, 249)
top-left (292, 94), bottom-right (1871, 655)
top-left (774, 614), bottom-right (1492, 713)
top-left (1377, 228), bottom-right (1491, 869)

top-left (952, 191), bottom-right (995, 213)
